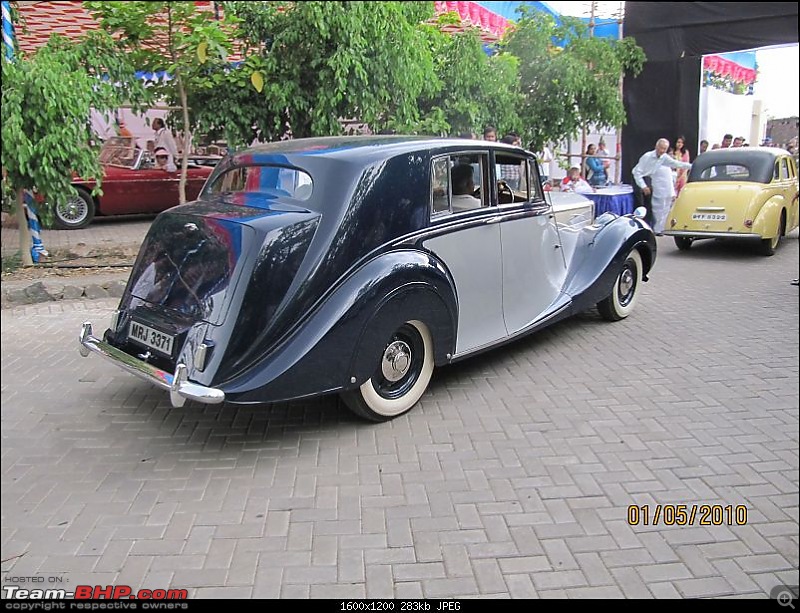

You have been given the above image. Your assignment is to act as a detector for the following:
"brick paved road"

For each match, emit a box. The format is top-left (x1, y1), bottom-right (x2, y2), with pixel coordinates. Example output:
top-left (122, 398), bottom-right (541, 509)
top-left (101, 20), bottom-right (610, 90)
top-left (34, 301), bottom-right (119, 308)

top-left (2, 235), bottom-right (798, 599)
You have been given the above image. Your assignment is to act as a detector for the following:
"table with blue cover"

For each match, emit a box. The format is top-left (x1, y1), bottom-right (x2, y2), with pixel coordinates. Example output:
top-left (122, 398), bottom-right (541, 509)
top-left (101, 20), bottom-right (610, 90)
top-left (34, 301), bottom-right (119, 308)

top-left (583, 185), bottom-right (635, 215)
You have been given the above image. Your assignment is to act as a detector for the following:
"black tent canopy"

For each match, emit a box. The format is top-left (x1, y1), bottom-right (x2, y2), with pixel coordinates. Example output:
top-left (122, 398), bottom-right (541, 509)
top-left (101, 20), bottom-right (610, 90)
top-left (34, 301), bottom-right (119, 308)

top-left (621, 2), bottom-right (799, 182)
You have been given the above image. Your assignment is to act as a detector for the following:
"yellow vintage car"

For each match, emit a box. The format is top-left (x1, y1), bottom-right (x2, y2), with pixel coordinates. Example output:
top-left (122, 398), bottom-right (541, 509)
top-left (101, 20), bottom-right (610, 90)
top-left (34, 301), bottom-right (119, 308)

top-left (665, 147), bottom-right (799, 255)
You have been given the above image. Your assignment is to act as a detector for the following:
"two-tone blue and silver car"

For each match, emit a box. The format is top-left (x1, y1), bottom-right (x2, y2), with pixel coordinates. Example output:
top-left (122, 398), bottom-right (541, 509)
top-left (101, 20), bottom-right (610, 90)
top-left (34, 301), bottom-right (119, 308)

top-left (79, 136), bottom-right (656, 421)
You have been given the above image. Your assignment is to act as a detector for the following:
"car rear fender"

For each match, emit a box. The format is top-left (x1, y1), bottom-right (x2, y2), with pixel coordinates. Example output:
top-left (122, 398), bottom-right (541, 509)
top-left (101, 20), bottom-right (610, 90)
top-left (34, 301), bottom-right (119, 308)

top-left (751, 196), bottom-right (786, 238)
top-left (220, 249), bottom-right (457, 403)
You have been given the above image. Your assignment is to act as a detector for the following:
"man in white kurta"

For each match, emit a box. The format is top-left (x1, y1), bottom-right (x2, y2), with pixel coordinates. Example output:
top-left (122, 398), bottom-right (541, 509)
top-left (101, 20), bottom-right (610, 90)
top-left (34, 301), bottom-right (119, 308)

top-left (632, 138), bottom-right (692, 234)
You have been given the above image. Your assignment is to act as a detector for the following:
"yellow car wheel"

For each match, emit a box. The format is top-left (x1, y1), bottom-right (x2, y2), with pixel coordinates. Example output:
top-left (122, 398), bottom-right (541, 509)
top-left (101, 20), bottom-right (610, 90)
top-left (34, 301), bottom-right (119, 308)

top-left (758, 214), bottom-right (785, 256)
top-left (674, 236), bottom-right (693, 251)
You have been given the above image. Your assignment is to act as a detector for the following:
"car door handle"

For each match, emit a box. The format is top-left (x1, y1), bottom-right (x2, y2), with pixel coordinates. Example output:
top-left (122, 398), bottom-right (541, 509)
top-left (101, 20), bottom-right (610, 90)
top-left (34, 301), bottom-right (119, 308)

top-left (485, 216), bottom-right (503, 225)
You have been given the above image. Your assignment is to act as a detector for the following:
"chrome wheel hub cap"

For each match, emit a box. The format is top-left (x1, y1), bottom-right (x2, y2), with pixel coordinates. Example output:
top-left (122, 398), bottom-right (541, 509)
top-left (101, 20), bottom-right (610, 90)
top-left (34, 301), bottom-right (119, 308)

top-left (60, 196), bottom-right (86, 222)
top-left (381, 341), bottom-right (412, 382)
top-left (619, 268), bottom-right (634, 298)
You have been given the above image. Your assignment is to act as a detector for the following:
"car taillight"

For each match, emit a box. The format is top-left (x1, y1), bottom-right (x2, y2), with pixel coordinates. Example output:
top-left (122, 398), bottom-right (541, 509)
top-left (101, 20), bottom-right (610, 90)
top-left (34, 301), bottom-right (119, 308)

top-left (744, 219), bottom-right (753, 228)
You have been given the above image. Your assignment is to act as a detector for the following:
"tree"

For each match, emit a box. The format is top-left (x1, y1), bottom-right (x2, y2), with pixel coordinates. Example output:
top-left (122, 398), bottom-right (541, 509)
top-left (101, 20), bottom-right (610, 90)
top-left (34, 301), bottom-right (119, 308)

top-left (503, 9), bottom-right (645, 152)
top-left (188, 1), bottom-right (440, 146)
top-left (414, 14), bottom-right (521, 137)
top-left (86, 1), bottom-right (243, 203)
top-left (1, 31), bottom-right (150, 265)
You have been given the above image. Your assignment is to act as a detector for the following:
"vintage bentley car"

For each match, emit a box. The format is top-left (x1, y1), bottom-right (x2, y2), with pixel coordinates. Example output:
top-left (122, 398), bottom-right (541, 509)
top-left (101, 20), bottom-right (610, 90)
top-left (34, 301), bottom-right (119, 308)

top-left (79, 136), bottom-right (656, 421)
top-left (55, 137), bottom-right (214, 229)
top-left (665, 147), bottom-right (799, 255)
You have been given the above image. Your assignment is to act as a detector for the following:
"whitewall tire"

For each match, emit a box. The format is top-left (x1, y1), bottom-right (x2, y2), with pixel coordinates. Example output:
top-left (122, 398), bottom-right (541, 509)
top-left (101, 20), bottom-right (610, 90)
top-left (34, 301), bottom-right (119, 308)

top-left (597, 249), bottom-right (643, 321)
top-left (341, 320), bottom-right (434, 422)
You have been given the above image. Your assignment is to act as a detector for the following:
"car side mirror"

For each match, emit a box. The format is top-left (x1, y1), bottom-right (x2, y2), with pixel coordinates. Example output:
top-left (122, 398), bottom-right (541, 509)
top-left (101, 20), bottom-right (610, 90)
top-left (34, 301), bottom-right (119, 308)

top-left (632, 206), bottom-right (647, 219)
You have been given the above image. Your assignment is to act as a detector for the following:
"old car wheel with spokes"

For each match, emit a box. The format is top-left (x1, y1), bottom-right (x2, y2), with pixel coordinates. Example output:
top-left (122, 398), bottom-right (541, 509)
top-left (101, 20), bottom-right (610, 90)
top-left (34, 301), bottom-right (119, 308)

top-left (54, 187), bottom-right (95, 230)
top-left (674, 236), bottom-right (693, 251)
top-left (341, 320), bottom-right (434, 422)
top-left (597, 249), bottom-right (643, 321)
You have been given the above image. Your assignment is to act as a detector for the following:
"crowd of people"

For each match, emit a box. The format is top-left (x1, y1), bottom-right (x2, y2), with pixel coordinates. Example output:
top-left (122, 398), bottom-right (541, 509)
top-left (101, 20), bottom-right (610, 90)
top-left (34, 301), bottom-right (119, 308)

top-left (461, 125), bottom-right (790, 237)
top-left (109, 114), bottom-right (181, 172)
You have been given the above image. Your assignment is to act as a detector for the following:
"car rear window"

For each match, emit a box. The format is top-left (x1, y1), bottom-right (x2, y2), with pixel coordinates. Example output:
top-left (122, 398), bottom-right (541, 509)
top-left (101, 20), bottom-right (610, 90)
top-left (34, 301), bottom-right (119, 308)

top-left (207, 165), bottom-right (313, 200)
top-left (688, 155), bottom-right (773, 184)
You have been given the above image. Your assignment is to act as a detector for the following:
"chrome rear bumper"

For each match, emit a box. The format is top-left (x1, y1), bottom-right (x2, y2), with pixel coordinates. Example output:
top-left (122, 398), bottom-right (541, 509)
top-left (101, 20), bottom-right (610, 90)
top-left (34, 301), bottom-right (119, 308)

top-left (665, 230), bottom-right (761, 240)
top-left (78, 322), bottom-right (225, 408)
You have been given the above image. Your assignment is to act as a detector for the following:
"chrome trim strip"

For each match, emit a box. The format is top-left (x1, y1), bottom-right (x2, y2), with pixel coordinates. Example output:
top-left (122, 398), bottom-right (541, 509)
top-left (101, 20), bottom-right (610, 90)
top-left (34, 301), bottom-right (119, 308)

top-left (79, 322), bottom-right (225, 408)
top-left (665, 231), bottom-right (761, 239)
top-left (694, 207), bottom-right (726, 211)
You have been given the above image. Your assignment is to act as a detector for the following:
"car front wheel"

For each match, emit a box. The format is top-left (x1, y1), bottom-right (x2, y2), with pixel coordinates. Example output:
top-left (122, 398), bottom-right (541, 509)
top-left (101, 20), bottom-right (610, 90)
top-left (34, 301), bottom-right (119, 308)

top-left (597, 249), bottom-right (643, 321)
top-left (674, 236), bottom-right (693, 251)
top-left (341, 320), bottom-right (434, 422)
top-left (54, 187), bottom-right (95, 230)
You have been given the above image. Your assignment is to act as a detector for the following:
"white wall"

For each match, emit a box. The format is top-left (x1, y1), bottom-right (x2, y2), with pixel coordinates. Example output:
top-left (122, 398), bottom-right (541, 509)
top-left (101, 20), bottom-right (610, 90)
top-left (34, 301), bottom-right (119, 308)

top-left (90, 107), bottom-right (173, 150)
top-left (699, 87), bottom-right (757, 151)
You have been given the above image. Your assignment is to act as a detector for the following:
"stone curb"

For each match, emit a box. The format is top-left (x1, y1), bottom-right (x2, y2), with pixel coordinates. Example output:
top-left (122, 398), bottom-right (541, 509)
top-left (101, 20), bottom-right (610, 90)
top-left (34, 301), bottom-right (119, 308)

top-left (1, 275), bottom-right (130, 309)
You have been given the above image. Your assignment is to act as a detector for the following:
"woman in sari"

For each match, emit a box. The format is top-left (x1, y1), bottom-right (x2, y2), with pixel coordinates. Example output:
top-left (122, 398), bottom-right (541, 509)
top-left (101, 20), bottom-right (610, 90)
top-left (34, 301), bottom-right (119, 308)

top-left (672, 135), bottom-right (690, 195)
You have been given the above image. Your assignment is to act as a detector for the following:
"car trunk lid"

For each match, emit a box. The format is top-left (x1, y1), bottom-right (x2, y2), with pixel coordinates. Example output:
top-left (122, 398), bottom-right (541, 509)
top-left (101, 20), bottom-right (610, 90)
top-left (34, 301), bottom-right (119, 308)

top-left (124, 198), bottom-right (316, 328)
top-left (673, 183), bottom-right (762, 233)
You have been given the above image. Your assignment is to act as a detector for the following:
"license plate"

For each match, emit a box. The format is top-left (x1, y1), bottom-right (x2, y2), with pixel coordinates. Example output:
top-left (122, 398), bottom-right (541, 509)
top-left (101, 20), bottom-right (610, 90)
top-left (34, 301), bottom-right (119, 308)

top-left (692, 213), bottom-right (727, 221)
top-left (129, 320), bottom-right (174, 356)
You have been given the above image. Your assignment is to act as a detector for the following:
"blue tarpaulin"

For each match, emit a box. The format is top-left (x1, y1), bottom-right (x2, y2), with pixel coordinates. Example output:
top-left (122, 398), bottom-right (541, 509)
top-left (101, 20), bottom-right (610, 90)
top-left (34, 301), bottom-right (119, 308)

top-left (476, 1), bottom-right (620, 38)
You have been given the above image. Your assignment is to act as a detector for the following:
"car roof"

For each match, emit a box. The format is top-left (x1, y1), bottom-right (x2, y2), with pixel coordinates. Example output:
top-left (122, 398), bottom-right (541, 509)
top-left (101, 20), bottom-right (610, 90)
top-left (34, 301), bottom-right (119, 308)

top-left (229, 135), bottom-right (524, 167)
top-left (697, 146), bottom-right (791, 164)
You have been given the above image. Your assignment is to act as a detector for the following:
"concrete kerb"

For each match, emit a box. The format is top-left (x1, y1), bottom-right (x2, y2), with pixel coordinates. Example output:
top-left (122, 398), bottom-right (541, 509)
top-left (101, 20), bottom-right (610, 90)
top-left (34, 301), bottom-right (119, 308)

top-left (1, 269), bottom-right (132, 309)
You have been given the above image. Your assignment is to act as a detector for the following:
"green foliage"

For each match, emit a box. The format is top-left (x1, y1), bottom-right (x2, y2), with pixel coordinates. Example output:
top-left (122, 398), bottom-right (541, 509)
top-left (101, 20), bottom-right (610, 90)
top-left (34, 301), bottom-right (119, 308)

top-left (414, 17), bottom-right (521, 137)
top-left (503, 10), bottom-right (645, 151)
top-left (192, 1), bottom-right (439, 144)
top-left (86, 1), bottom-right (241, 201)
top-left (0, 31), bottom-right (151, 224)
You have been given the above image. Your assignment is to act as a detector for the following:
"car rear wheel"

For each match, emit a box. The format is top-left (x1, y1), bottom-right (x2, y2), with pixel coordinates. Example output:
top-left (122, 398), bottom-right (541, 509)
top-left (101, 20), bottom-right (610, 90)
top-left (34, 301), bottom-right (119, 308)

top-left (54, 187), bottom-right (95, 230)
top-left (758, 214), bottom-right (785, 256)
top-left (341, 320), bottom-right (434, 422)
top-left (597, 249), bottom-right (643, 321)
top-left (674, 236), bottom-right (693, 251)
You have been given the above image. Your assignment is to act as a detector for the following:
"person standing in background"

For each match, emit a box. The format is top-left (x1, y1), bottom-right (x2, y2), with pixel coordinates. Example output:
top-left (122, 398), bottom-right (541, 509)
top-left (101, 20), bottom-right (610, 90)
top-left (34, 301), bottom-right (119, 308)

top-left (672, 135), bottom-right (691, 195)
top-left (117, 118), bottom-right (132, 138)
top-left (597, 139), bottom-right (612, 181)
top-left (535, 144), bottom-right (554, 187)
top-left (152, 117), bottom-right (179, 161)
top-left (632, 138), bottom-right (692, 234)
top-left (585, 143), bottom-right (607, 187)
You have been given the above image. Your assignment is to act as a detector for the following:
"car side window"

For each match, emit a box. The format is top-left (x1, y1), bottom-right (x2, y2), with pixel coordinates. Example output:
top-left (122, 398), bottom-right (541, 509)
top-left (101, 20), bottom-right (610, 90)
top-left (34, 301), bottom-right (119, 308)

top-left (780, 158), bottom-right (790, 180)
top-left (774, 161), bottom-right (781, 181)
top-left (496, 153), bottom-right (541, 204)
top-left (430, 152), bottom-right (490, 217)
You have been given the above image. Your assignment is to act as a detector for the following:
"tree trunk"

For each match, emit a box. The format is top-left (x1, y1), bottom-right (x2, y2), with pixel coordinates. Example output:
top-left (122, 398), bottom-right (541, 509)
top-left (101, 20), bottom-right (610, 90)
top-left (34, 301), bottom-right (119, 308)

top-left (177, 73), bottom-right (191, 205)
top-left (16, 188), bottom-right (34, 267)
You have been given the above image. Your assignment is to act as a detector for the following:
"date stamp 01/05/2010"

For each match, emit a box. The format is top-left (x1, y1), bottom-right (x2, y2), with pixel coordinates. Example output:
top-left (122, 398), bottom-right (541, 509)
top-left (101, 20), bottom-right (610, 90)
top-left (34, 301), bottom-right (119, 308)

top-left (627, 504), bottom-right (748, 527)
